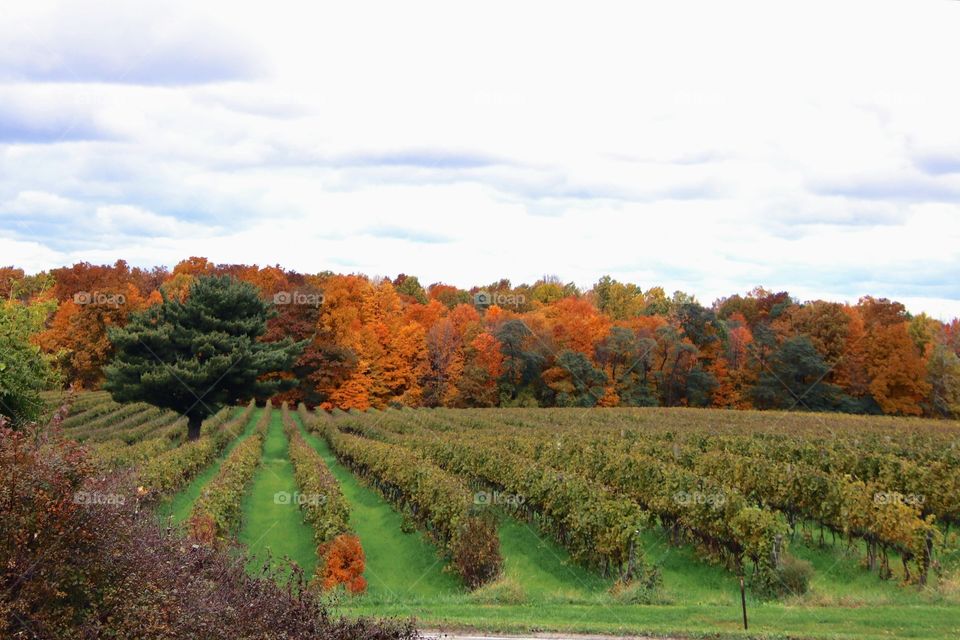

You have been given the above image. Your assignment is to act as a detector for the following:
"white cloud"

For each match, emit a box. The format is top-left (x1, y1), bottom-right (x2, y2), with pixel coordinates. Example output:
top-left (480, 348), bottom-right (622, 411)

top-left (0, 236), bottom-right (66, 272)
top-left (0, 0), bottom-right (959, 317)
top-left (0, 0), bottom-right (263, 84)
top-left (93, 204), bottom-right (213, 238)
top-left (1, 190), bottom-right (86, 217)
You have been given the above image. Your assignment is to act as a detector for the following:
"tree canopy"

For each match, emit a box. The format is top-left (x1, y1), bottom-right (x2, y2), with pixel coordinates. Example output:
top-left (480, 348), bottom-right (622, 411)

top-left (0, 300), bottom-right (59, 426)
top-left (104, 275), bottom-right (303, 439)
top-left (3, 259), bottom-right (956, 418)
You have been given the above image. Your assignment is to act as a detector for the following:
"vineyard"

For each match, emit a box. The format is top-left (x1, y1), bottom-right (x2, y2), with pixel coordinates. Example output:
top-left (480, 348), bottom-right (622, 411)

top-left (46, 393), bottom-right (960, 639)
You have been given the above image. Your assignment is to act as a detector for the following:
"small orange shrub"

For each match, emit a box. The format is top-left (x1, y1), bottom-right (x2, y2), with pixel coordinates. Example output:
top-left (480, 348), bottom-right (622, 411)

top-left (321, 533), bottom-right (367, 594)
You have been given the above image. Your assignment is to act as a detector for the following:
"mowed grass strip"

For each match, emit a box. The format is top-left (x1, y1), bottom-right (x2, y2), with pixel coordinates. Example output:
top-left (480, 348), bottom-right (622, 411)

top-left (341, 601), bottom-right (960, 640)
top-left (239, 409), bottom-right (317, 580)
top-left (494, 515), bottom-right (609, 602)
top-left (296, 415), bottom-right (461, 602)
top-left (157, 407), bottom-right (257, 524)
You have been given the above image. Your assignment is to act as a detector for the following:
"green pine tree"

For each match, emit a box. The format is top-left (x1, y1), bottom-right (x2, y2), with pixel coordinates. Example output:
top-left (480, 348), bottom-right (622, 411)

top-left (104, 275), bottom-right (303, 439)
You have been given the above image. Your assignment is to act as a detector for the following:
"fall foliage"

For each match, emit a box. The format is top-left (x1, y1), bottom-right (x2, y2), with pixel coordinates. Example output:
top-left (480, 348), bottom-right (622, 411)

top-left (3, 259), bottom-right (957, 418)
top-left (321, 534), bottom-right (367, 594)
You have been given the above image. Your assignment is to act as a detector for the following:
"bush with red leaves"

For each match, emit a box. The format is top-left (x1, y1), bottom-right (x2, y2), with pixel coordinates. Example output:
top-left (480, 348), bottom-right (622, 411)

top-left (0, 415), bottom-right (417, 640)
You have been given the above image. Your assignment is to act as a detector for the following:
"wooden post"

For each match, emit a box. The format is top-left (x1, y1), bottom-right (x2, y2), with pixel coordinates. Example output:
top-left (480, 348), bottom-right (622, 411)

top-left (739, 575), bottom-right (748, 630)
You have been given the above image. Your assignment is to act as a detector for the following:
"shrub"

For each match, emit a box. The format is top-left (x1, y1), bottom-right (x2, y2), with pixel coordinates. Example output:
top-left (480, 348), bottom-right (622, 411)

top-left (400, 510), bottom-right (417, 534)
top-left (609, 565), bottom-right (665, 604)
top-left (0, 420), bottom-right (415, 640)
top-left (450, 512), bottom-right (504, 589)
top-left (750, 554), bottom-right (813, 599)
top-left (321, 533), bottom-right (367, 594)
top-left (778, 554), bottom-right (814, 596)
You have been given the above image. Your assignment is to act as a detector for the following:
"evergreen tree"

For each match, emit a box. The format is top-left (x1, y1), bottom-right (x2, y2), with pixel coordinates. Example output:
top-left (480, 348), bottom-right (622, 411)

top-left (751, 336), bottom-right (843, 411)
top-left (495, 319), bottom-right (545, 401)
top-left (104, 275), bottom-right (303, 439)
top-left (685, 365), bottom-right (718, 407)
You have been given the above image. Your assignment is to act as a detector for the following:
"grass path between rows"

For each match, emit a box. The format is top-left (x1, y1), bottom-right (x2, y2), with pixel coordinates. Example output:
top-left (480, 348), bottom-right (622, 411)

top-left (156, 408), bottom-right (960, 639)
top-left (495, 513), bottom-right (609, 601)
top-left (156, 407), bottom-right (255, 524)
top-left (296, 414), bottom-right (620, 604)
top-left (239, 410), bottom-right (317, 580)
top-left (296, 415), bottom-right (461, 602)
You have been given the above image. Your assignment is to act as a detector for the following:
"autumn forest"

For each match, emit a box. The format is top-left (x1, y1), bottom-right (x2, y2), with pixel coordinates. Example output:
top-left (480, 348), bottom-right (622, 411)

top-left (3, 257), bottom-right (955, 419)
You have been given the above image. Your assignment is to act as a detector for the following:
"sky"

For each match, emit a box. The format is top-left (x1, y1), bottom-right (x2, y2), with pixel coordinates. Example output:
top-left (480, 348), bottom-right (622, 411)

top-left (1, 0), bottom-right (959, 318)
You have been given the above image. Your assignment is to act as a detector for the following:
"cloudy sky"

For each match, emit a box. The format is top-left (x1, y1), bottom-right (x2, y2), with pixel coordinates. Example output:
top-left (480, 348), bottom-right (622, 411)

top-left (2, 0), bottom-right (959, 317)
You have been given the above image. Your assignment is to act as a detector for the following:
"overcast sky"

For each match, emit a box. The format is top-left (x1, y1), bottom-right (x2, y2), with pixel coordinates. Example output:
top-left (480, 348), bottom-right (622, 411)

top-left (1, 0), bottom-right (959, 317)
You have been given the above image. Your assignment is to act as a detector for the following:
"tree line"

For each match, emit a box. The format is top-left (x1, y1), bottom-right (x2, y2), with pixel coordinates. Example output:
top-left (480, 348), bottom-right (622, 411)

top-left (1, 258), bottom-right (958, 419)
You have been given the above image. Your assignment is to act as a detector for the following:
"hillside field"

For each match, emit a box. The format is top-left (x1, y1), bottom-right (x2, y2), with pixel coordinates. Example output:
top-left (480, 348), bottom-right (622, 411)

top-left (55, 393), bottom-right (960, 640)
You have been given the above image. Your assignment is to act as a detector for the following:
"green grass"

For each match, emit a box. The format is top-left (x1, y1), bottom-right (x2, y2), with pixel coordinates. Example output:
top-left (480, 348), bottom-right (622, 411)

top-left (157, 409), bottom-right (960, 639)
top-left (295, 416), bottom-right (620, 605)
top-left (631, 525), bottom-right (921, 608)
top-left (338, 601), bottom-right (960, 640)
top-left (292, 415), bottom-right (960, 638)
top-left (296, 416), bottom-right (462, 601)
top-left (328, 515), bottom-right (960, 639)
top-left (155, 407), bottom-right (255, 524)
top-left (343, 526), bottom-right (959, 638)
top-left (238, 409), bottom-right (318, 579)
top-left (374, 529), bottom-right (958, 639)
top-left (495, 514), bottom-right (610, 602)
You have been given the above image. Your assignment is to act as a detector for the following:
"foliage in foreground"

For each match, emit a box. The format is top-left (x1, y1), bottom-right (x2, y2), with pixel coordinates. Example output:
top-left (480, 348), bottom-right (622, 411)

top-left (0, 415), bottom-right (417, 640)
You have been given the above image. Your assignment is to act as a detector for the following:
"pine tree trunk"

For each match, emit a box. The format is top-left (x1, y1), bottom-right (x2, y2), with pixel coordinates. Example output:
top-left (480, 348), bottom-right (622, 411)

top-left (188, 414), bottom-right (202, 441)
